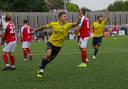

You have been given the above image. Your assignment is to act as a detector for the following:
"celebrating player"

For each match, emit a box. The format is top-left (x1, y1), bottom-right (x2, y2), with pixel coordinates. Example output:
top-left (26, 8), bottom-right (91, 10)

top-left (34, 12), bottom-right (80, 78)
top-left (20, 20), bottom-right (32, 61)
top-left (76, 7), bottom-right (90, 67)
top-left (91, 12), bottom-right (109, 59)
top-left (1, 15), bottom-right (17, 70)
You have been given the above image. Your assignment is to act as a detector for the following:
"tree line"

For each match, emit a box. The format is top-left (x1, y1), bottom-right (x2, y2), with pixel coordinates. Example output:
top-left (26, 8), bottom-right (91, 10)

top-left (1, 0), bottom-right (127, 12)
top-left (107, 1), bottom-right (128, 11)
top-left (0, 0), bottom-right (91, 12)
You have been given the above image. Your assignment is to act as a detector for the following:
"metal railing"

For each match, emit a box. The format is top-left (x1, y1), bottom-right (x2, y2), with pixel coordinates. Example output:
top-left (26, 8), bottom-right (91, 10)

top-left (0, 12), bottom-right (128, 29)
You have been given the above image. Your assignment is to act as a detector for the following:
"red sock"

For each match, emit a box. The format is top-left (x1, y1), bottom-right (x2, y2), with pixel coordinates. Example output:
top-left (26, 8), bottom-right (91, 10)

top-left (9, 55), bottom-right (15, 65)
top-left (27, 48), bottom-right (31, 55)
top-left (3, 54), bottom-right (9, 65)
top-left (23, 49), bottom-right (27, 59)
top-left (81, 49), bottom-right (87, 63)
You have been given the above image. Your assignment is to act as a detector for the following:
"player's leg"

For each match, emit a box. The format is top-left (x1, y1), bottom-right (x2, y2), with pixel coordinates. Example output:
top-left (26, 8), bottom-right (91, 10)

top-left (92, 37), bottom-right (98, 59)
top-left (78, 37), bottom-right (89, 67)
top-left (114, 32), bottom-right (117, 39)
top-left (48, 46), bottom-right (61, 63)
top-left (113, 32), bottom-right (116, 39)
top-left (8, 52), bottom-right (16, 70)
top-left (8, 41), bottom-right (17, 70)
top-left (26, 42), bottom-right (32, 60)
top-left (22, 42), bottom-right (28, 60)
top-left (2, 42), bottom-right (11, 70)
top-left (37, 42), bottom-right (53, 78)
top-left (37, 42), bottom-right (61, 77)
top-left (2, 51), bottom-right (10, 70)
top-left (93, 37), bottom-right (102, 59)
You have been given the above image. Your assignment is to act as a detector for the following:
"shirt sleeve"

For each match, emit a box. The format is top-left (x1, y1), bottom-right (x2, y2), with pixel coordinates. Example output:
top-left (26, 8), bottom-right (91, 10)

top-left (102, 20), bottom-right (106, 25)
top-left (46, 22), bottom-right (53, 28)
top-left (91, 22), bottom-right (94, 29)
top-left (78, 16), bottom-right (85, 27)
top-left (67, 23), bottom-right (73, 30)
top-left (3, 23), bottom-right (7, 30)
top-left (2, 23), bottom-right (8, 33)
top-left (21, 26), bottom-right (24, 33)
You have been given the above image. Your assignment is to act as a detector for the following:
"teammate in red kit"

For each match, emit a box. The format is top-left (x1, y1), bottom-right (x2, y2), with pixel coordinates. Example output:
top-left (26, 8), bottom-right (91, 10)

top-left (77, 7), bottom-right (90, 67)
top-left (21, 20), bottom-right (32, 61)
top-left (112, 23), bottom-right (118, 39)
top-left (1, 15), bottom-right (17, 70)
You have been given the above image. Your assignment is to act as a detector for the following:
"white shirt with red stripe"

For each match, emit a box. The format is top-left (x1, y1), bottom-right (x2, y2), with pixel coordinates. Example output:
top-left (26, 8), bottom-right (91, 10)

top-left (21, 24), bottom-right (32, 42)
top-left (79, 16), bottom-right (90, 39)
top-left (3, 21), bottom-right (17, 44)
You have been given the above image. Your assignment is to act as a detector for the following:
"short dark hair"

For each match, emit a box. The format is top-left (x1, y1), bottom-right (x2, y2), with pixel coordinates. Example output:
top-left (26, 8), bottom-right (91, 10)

top-left (23, 19), bottom-right (28, 24)
top-left (58, 12), bottom-right (67, 18)
top-left (80, 7), bottom-right (86, 15)
top-left (5, 15), bottom-right (11, 21)
top-left (97, 15), bottom-right (103, 19)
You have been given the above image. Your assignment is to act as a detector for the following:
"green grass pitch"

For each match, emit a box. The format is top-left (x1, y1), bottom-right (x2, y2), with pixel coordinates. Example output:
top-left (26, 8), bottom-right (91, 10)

top-left (0, 36), bottom-right (128, 89)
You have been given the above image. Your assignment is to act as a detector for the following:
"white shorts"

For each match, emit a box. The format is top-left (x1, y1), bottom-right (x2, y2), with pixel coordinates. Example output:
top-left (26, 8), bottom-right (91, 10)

top-left (22, 41), bottom-right (31, 48)
top-left (79, 37), bottom-right (90, 48)
top-left (3, 41), bottom-right (17, 52)
top-left (113, 31), bottom-right (117, 34)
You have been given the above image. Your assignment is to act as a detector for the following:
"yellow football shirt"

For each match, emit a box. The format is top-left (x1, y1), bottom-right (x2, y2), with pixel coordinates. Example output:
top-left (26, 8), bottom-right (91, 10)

top-left (92, 21), bottom-right (106, 37)
top-left (46, 21), bottom-right (73, 47)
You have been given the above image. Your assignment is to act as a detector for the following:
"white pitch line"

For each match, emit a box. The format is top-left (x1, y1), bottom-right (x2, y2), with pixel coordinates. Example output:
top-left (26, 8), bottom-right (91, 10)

top-left (14, 48), bottom-right (128, 53)
top-left (14, 50), bottom-right (128, 55)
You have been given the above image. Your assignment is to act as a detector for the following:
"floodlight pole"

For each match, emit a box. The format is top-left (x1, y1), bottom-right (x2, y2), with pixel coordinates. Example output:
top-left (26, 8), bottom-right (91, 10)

top-left (64, 0), bottom-right (67, 12)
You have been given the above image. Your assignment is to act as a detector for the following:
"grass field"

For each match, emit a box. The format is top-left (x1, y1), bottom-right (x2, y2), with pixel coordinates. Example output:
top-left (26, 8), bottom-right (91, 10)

top-left (0, 36), bottom-right (128, 89)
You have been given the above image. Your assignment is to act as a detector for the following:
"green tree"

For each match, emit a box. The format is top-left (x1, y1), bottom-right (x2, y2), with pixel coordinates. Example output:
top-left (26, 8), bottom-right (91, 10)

top-left (66, 3), bottom-right (79, 12)
top-left (0, 0), bottom-right (49, 12)
top-left (107, 1), bottom-right (128, 11)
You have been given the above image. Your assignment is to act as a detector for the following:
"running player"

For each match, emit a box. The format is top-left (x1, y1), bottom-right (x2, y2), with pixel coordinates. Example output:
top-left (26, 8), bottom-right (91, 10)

top-left (34, 12), bottom-right (80, 78)
top-left (1, 15), bottom-right (17, 70)
top-left (91, 12), bottom-right (109, 59)
top-left (21, 19), bottom-right (32, 61)
top-left (76, 7), bottom-right (90, 67)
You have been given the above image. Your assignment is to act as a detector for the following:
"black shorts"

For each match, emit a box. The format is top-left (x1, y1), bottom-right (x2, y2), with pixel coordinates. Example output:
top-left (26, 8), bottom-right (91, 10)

top-left (93, 36), bottom-right (103, 47)
top-left (47, 42), bottom-right (61, 58)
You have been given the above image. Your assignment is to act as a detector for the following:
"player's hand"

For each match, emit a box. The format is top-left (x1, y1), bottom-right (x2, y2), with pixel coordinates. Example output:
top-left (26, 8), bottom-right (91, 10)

top-left (90, 32), bottom-right (94, 38)
top-left (19, 39), bottom-right (22, 43)
top-left (74, 29), bottom-right (79, 34)
top-left (105, 9), bottom-right (109, 13)
top-left (1, 41), bottom-right (5, 45)
top-left (33, 29), bottom-right (38, 34)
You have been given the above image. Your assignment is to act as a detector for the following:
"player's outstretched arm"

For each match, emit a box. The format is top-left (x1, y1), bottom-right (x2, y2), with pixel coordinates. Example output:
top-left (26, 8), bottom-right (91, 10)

top-left (73, 16), bottom-right (85, 33)
top-left (34, 25), bottom-right (49, 33)
top-left (104, 10), bottom-right (109, 23)
top-left (72, 16), bottom-right (81, 28)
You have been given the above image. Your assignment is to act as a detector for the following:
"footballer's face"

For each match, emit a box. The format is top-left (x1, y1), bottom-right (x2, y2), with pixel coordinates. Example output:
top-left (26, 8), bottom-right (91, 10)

top-left (79, 10), bottom-right (84, 17)
top-left (98, 17), bottom-right (103, 22)
top-left (60, 14), bottom-right (68, 23)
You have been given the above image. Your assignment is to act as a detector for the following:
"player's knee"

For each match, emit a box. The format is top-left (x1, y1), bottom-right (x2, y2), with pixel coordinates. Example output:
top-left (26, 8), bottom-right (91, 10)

top-left (23, 48), bottom-right (27, 52)
top-left (47, 54), bottom-right (52, 59)
top-left (9, 52), bottom-right (14, 56)
top-left (2, 51), bottom-right (7, 55)
top-left (44, 53), bottom-right (52, 60)
top-left (45, 49), bottom-right (52, 59)
top-left (81, 48), bottom-right (86, 51)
